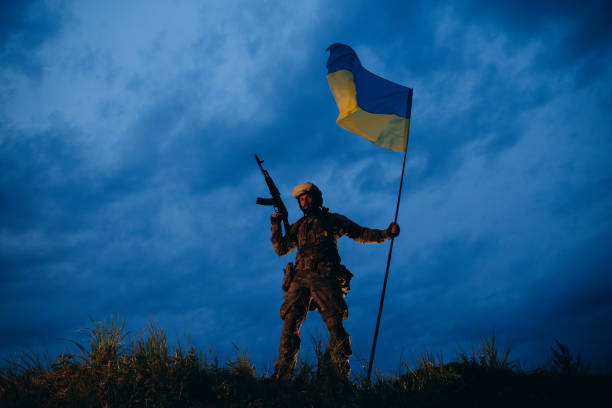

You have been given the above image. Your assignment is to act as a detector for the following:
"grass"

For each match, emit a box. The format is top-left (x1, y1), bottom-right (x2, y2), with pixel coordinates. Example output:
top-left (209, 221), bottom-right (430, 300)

top-left (1, 318), bottom-right (610, 407)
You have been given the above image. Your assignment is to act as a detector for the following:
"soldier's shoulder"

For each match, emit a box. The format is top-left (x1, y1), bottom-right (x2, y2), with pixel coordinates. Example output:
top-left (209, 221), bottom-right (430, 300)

top-left (292, 215), bottom-right (306, 224)
top-left (289, 216), bottom-right (306, 232)
top-left (327, 212), bottom-right (350, 224)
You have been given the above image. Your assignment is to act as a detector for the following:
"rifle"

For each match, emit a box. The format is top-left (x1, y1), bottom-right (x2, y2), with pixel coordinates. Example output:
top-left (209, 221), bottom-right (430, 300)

top-left (254, 154), bottom-right (291, 234)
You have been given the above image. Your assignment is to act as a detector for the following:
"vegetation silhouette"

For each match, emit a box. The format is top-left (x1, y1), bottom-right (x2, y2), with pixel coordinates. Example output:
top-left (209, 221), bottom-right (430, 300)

top-left (1, 316), bottom-right (610, 407)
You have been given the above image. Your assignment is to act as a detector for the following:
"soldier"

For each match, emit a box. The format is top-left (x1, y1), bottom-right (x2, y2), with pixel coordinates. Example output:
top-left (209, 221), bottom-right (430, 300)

top-left (270, 182), bottom-right (399, 380)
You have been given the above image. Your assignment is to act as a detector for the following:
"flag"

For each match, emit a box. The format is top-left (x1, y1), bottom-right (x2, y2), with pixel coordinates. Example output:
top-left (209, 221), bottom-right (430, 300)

top-left (326, 43), bottom-right (413, 152)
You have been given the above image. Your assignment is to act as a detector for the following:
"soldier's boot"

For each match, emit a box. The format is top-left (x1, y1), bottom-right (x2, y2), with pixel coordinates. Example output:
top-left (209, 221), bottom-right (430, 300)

top-left (324, 316), bottom-right (352, 379)
top-left (332, 356), bottom-right (351, 379)
top-left (273, 316), bottom-right (303, 381)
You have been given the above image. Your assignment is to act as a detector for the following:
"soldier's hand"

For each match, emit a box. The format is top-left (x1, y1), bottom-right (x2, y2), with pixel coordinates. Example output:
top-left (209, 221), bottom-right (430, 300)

top-left (387, 222), bottom-right (400, 238)
top-left (271, 212), bottom-right (283, 223)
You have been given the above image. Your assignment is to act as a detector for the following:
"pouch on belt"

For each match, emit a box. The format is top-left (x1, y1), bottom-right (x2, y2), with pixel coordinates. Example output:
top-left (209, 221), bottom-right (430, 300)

top-left (281, 262), bottom-right (295, 292)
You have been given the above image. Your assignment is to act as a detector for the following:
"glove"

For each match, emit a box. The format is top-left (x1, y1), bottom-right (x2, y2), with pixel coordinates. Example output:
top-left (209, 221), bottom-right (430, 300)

top-left (270, 212), bottom-right (283, 224)
top-left (386, 222), bottom-right (400, 238)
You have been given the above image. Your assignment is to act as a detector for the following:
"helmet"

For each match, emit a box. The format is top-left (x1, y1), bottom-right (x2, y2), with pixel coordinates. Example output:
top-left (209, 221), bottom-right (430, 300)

top-left (292, 182), bottom-right (323, 208)
top-left (292, 182), bottom-right (319, 198)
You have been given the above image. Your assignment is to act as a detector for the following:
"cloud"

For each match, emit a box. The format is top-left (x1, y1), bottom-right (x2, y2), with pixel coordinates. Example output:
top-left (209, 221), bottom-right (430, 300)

top-left (2, 0), bottom-right (327, 170)
top-left (1, 0), bottom-right (611, 374)
top-left (0, 0), bottom-right (63, 79)
top-left (461, 0), bottom-right (612, 57)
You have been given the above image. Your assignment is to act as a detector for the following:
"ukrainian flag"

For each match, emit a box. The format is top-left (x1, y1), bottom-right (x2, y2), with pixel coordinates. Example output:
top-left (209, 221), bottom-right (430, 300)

top-left (326, 43), bottom-right (413, 152)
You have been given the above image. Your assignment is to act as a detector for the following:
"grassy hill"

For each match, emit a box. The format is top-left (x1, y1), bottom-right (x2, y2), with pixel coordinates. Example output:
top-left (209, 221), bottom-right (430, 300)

top-left (1, 317), bottom-right (610, 407)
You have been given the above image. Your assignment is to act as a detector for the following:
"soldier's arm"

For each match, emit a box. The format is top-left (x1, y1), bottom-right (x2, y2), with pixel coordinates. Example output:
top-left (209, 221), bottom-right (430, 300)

top-left (335, 213), bottom-right (399, 244)
top-left (270, 212), bottom-right (297, 256)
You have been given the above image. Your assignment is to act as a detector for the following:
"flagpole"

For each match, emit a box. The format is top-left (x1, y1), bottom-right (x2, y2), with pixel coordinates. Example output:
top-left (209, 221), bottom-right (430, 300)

top-left (367, 90), bottom-right (413, 383)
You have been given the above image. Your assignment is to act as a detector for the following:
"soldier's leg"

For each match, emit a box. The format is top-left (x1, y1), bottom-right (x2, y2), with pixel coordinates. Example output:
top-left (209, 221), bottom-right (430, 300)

top-left (274, 289), bottom-right (309, 380)
top-left (323, 314), bottom-right (352, 377)
top-left (313, 279), bottom-right (352, 377)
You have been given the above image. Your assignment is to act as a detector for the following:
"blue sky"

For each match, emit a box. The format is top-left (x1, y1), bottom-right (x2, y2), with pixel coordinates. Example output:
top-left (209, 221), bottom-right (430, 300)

top-left (1, 0), bottom-right (611, 375)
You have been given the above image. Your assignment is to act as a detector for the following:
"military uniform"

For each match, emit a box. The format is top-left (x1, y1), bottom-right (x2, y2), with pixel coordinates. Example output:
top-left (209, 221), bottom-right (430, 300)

top-left (270, 208), bottom-right (393, 378)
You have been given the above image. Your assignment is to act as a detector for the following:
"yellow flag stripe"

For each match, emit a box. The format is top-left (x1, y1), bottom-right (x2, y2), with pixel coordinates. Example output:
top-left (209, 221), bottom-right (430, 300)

top-left (327, 69), bottom-right (409, 152)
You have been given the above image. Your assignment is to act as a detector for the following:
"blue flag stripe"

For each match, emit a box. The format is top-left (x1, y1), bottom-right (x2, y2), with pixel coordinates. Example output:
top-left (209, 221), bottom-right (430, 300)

top-left (326, 43), bottom-right (412, 119)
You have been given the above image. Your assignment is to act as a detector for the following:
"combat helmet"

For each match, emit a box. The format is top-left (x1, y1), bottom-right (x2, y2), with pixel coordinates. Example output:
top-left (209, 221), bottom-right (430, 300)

top-left (292, 182), bottom-right (323, 208)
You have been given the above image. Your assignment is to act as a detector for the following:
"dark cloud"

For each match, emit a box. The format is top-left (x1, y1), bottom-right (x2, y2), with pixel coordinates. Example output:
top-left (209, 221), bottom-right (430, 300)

top-left (0, 119), bottom-right (85, 232)
top-left (459, 0), bottom-right (612, 84)
top-left (462, 0), bottom-right (612, 52)
top-left (0, 0), bottom-right (63, 79)
top-left (532, 226), bottom-right (612, 323)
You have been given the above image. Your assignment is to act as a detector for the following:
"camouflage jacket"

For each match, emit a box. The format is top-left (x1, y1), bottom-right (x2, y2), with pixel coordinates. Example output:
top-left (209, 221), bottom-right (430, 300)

top-left (270, 209), bottom-right (392, 270)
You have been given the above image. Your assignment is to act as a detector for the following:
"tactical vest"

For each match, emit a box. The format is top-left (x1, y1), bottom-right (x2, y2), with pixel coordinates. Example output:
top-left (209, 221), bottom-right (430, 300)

top-left (292, 211), bottom-right (341, 265)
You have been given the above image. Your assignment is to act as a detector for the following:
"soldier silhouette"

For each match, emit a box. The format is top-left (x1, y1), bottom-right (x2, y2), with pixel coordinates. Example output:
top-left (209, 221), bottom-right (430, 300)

top-left (269, 182), bottom-right (399, 379)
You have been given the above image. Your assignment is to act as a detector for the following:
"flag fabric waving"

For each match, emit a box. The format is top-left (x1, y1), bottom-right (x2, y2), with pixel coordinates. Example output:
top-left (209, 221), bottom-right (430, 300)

top-left (326, 43), bottom-right (413, 152)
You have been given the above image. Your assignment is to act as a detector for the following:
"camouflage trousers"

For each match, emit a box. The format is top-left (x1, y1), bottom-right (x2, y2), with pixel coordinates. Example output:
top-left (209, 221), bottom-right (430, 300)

top-left (274, 273), bottom-right (352, 380)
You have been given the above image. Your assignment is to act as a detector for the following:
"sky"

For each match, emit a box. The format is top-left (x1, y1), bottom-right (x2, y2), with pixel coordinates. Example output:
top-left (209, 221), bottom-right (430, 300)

top-left (1, 0), bottom-right (611, 376)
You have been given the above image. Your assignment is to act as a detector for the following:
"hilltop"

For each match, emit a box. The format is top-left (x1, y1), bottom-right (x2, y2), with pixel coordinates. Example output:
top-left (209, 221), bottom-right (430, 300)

top-left (1, 318), bottom-right (610, 407)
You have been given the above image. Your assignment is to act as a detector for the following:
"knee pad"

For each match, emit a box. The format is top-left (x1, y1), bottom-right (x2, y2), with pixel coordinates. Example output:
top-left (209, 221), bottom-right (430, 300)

top-left (280, 332), bottom-right (301, 352)
top-left (326, 331), bottom-right (352, 357)
top-left (330, 335), bottom-right (352, 356)
top-left (324, 317), bottom-right (348, 339)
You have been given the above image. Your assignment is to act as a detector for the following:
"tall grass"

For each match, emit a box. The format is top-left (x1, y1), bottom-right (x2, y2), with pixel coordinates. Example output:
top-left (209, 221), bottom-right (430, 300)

top-left (1, 318), bottom-right (610, 407)
top-left (457, 332), bottom-right (513, 370)
top-left (550, 340), bottom-right (590, 376)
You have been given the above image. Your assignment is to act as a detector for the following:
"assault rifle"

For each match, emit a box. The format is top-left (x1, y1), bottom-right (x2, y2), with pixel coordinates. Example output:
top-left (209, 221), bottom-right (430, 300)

top-left (254, 154), bottom-right (291, 234)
